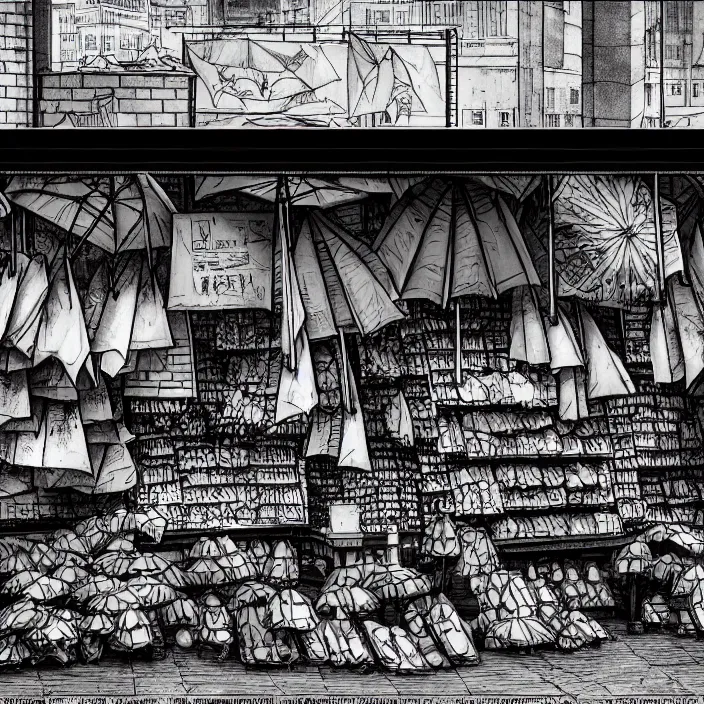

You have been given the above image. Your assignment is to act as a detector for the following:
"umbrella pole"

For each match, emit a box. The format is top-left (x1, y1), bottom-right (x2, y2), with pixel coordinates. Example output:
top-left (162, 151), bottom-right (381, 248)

top-left (454, 300), bottom-right (462, 385)
top-left (654, 172), bottom-right (667, 307)
top-left (10, 207), bottom-right (17, 276)
top-left (278, 177), bottom-right (297, 370)
top-left (547, 175), bottom-right (557, 325)
top-left (338, 328), bottom-right (352, 414)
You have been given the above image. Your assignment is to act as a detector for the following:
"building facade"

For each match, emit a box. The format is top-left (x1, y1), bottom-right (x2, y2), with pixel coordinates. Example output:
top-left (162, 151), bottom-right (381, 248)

top-left (72, 0), bottom-right (151, 64)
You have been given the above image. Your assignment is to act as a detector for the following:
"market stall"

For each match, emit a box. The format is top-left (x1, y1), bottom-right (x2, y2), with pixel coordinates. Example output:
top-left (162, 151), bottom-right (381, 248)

top-left (0, 172), bottom-right (703, 670)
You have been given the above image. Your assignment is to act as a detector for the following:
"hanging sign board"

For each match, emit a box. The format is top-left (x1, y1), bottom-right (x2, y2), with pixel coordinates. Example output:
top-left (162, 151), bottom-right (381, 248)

top-left (168, 212), bottom-right (274, 311)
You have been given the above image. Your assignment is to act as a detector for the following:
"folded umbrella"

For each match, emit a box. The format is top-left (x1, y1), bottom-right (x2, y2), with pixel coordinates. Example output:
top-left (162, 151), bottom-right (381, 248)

top-left (34, 255), bottom-right (93, 386)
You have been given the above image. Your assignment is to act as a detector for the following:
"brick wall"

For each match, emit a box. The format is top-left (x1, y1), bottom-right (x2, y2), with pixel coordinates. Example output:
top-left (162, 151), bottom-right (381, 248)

top-left (39, 72), bottom-right (193, 127)
top-left (0, 0), bottom-right (32, 128)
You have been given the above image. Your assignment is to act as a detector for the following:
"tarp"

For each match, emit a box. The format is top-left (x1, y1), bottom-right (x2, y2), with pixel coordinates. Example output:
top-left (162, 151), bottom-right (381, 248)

top-left (347, 34), bottom-right (444, 119)
top-left (188, 38), bottom-right (344, 117)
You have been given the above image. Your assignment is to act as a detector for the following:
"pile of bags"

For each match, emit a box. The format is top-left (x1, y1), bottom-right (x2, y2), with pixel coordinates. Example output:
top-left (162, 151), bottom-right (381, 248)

top-left (0, 507), bottom-right (170, 667)
top-left (0, 507), bottom-right (483, 673)
top-left (452, 524), bottom-right (613, 653)
top-left (623, 524), bottom-right (704, 637)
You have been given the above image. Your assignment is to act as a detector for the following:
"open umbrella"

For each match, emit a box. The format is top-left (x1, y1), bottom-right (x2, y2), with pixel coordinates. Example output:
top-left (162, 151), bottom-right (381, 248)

top-left (374, 177), bottom-right (540, 382)
top-left (194, 175), bottom-right (365, 209)
top-left (552, 175), bottom-right (684, 307)
top-left (5, 174), bottom-right (176, 265)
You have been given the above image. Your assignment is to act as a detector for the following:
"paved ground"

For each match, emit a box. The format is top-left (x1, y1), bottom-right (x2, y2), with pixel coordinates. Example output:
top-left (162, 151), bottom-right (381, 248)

top-left (1, 622), bottom-right (704, 698)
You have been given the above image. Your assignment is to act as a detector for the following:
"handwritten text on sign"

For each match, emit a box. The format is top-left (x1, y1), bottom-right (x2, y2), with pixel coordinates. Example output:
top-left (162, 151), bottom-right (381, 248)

top-left (168, 213), bottom-right (274, 311)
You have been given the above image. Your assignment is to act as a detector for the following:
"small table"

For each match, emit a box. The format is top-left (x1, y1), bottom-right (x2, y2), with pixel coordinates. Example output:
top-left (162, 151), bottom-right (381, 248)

top-left (327, 532), bottom-right (365, 568)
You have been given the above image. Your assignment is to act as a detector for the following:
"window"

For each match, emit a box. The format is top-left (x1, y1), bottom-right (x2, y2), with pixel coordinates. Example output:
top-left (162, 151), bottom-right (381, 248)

top-left (103, 35), bottom-right (113, 52)
top-left (666, 44), bottom-right (683, 61)
top-left (544, 1), bottom-right (565, 69)
top-left (84, 34), bottom-right (97, 51)
top-left (472, 110), bottom-right (484, 125)
top-left (120, 33), bottom-right (144, 50)
top-left (464, 1), bottom-right (508, 39)
top-left (374, 10), bottom-right (390, 23)
top-left (499, 111), bottom-right (510, 127)
top-left (546, 114), bottom-right (561, 127)
top-left (671, 82), bottom-right (682, 96)
top-left (570, 88), bottom-right (579, 105)
top-left (546, 87), bottom-right (556, 109)
top-left (695, 83), bottom-right (701, 98)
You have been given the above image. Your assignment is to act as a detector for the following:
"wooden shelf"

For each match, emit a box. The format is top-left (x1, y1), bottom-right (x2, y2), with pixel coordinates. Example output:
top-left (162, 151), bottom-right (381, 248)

top-left (495, 533), bottom-right (633, 554)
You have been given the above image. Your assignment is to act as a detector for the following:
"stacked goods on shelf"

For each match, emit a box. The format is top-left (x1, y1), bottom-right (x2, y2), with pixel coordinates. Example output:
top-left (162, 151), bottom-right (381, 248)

top-left (612, 309), bottom-right (704, 527)
top-left (130, 311), bottom-right (309, 532)
top-left (366, 297), bottom-right (627, 543)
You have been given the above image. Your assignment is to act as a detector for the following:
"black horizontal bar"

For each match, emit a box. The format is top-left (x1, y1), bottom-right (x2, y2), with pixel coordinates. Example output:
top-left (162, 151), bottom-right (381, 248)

top-left (0, 128), bottom-right (702, 172)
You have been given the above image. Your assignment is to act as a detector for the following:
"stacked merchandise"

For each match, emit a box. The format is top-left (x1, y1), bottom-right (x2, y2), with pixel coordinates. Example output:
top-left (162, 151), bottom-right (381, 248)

top-left (130, 311), bottom-right (309, 532)
top-left (608, 308), bottom-right (704, 527)
top-left (452, 524), bottom-right (612, 652)
top-left (372, 296), bottom-right (627, 543)
top-left (0, 507), bottom-right (484, 674)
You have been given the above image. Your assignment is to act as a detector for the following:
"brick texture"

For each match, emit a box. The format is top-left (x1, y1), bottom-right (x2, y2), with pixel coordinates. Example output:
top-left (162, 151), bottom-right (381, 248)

top-left (0, 0), bottom-right (32, 128)
top-left (39, 72), bottom-right (192, 128)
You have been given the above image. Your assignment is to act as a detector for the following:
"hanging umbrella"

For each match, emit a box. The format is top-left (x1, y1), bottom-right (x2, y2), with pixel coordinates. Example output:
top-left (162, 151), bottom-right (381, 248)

top-left (295, 211), bottom-right (403, 341)
top-left (473, 175), bottom-right (542, 202)
top-left (33, 253), bottom-right (93, 385)
top-left (5, 174), bottom-right (176, 263)
top-left (334, 176), bottom-right (425, 207)
top-left (576, 304), bottom-right (635, 399)
top-left (551, 175), bottom-right (684, 307)
top-left (374, 177), bottom-right (540, 382)
top-left (0, 251), bottom-right (49, 360)
top-left (194, 175), bottom-right (365, 209)
top-left (375, 177), bottom-right (539, 305)
top-left (293, 210), bottom-right (403, 469)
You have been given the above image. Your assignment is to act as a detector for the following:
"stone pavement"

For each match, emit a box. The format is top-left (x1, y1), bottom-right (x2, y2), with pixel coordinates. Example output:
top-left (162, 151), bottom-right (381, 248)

top-left (1, 622), bottom-right (704, 698)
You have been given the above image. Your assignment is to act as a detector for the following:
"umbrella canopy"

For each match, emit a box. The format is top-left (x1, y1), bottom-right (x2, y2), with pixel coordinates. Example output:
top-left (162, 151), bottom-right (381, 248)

top-left (160, 596), bottom-right (199, 627)
top-left (267, 588), bottom-right (319, 632)
top-left (672, 563), bottom-right (704, 596)
top-left (194, 175), bottom-right (365, 209)
top-left (0, 599), bottom-right (48, 636)
top-left (79, 612), bottom-right (115, 635)
top-left (374, 177), bottom-right (540, 307)
top-left (316, 586), bottom-right (380, 617)
top-left (294, 211), bottom-right (403, 340)
top-left (552, 175), bottom-right (684, 307)
top-left (86, 587), bottom-right (142, 614)
top-left (615, 541), bottom-right (653, 575)
top-left (5, 174), bottom-right (177, 258)
top-left (229, 581), bottom-right (278, 611)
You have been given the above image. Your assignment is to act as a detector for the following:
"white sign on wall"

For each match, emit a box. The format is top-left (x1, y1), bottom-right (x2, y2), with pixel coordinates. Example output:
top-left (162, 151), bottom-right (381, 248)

top-left (168, 212), bottom-right (274, 311)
